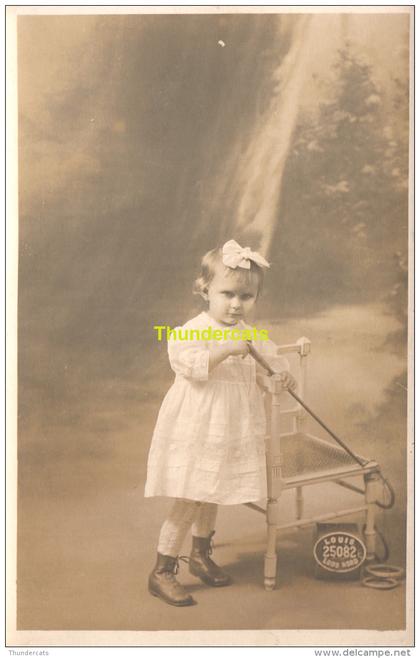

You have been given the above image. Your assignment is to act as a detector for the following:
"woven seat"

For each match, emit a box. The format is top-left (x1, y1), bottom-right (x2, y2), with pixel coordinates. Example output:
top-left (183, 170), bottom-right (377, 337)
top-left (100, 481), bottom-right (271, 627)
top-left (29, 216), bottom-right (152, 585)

top-left (279, 432), bottom-right (363, 480)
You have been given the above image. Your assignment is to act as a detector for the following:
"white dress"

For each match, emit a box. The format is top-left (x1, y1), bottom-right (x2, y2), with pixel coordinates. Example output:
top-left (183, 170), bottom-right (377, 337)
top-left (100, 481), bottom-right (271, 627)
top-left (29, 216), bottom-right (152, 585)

top-left (144, 311), bottom-right (288, 504)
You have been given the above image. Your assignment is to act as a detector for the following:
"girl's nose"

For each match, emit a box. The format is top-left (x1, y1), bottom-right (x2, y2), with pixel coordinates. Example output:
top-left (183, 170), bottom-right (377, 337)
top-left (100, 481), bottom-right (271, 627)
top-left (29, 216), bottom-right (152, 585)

top-left (231, 298), bottom-right (241, 310)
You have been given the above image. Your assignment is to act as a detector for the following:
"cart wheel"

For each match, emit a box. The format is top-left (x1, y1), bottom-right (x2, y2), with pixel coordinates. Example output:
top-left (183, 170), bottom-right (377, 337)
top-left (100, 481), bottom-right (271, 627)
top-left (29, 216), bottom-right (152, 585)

top-left (264, 578), bottom-right (276, 591)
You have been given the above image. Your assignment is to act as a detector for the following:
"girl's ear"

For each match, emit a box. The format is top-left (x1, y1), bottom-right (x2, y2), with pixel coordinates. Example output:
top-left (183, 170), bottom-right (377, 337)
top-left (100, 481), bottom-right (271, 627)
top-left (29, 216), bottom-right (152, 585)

top-left (199, 287), bottom-right (209, 302)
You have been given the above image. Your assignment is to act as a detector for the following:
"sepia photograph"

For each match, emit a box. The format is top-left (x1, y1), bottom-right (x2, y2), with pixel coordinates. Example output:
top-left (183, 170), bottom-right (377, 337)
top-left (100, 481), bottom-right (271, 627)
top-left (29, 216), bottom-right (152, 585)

top-left (6, 4), bottom-right (413, 648)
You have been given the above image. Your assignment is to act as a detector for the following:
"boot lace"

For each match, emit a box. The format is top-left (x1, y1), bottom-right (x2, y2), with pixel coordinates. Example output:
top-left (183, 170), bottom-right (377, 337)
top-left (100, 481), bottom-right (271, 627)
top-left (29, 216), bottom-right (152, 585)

top-left (158, 556), bottom-right (179, 575)
top-left (178, 554), bottom-right (191, 565)
top-left (162, 557), bottom-right (181, 583)
top-left (208, 530), bottom-right (215, 556)
top-left (180, 530), bottom-right (216, 562)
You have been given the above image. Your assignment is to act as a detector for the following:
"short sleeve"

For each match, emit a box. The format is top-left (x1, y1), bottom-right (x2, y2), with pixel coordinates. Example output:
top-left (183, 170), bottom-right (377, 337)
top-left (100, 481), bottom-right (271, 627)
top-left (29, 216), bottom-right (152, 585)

top-left (167, 328), bottom-right (209, 381)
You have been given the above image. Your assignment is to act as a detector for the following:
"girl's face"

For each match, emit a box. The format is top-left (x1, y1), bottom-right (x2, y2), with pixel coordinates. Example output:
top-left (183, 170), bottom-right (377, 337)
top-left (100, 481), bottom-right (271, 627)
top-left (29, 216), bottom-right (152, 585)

top-left (203, 262), bottom-right (260, 326)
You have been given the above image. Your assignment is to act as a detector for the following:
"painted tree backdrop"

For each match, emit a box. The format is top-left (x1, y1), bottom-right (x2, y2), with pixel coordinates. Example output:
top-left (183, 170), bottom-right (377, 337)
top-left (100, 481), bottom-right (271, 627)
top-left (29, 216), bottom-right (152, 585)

top-left (17, 13), bottom-right (409, 432)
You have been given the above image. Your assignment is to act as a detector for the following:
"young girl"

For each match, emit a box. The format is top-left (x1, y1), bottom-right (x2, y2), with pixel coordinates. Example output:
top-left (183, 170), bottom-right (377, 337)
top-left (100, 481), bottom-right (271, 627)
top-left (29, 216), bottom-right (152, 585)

top-left (144, 239), bottom-right (296, 606)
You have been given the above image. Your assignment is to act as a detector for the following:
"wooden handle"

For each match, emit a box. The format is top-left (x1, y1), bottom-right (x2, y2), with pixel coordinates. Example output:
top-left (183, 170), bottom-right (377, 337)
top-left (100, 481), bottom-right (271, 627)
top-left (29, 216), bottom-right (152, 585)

top-left (246, 341), bottom-right (366, 467)
top-left (246, 341), bottom-right (276, 376)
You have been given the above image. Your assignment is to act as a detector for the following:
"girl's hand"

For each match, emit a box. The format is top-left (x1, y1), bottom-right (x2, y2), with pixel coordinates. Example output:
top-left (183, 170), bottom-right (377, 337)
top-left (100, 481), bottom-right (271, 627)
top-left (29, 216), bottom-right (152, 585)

top-left (208, 341), bottom-right (249, 372)
top-left (226, 340), bottom-right (250, 358)
top-left (279, 371), bottom-right (297, 390)
top-left (256, 372), bottom-right (270, 390)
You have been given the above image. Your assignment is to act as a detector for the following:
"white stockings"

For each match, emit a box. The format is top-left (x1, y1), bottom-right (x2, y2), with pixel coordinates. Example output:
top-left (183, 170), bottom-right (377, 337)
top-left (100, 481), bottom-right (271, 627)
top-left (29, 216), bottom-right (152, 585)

top-left (157, 498), bottom-right (218, 558)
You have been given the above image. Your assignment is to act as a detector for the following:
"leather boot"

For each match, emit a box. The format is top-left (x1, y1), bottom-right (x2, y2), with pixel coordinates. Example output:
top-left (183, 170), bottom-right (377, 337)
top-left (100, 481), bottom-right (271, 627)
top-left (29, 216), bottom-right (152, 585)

top-left (188, 531), bottom-right (232, 587)
top-left (148, 553), bottom-right (196, 606)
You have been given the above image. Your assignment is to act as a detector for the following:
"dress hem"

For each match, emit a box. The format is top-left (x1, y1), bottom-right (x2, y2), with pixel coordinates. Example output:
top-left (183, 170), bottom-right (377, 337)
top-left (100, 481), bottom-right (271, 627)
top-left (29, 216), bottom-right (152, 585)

top-left (143, 492), bottom-right (266, 505)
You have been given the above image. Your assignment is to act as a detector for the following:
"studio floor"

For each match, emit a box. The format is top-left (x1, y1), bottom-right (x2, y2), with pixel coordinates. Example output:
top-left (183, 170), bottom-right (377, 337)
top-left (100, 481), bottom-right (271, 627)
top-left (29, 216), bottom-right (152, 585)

top-left (16, 401), bottom-right (406, 635)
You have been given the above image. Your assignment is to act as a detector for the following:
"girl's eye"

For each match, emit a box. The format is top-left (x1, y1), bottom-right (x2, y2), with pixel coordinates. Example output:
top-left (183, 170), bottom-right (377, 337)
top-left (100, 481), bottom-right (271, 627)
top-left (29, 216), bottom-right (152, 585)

top-left (242, 294), bottom-right (253, 301)
top-left (222, 291), bottom-right (234, 298)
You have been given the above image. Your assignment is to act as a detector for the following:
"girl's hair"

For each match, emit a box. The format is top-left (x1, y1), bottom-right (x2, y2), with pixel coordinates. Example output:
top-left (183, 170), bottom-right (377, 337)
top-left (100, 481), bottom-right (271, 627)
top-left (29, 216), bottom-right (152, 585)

top-left (193, 247), bottom-right (265, 297)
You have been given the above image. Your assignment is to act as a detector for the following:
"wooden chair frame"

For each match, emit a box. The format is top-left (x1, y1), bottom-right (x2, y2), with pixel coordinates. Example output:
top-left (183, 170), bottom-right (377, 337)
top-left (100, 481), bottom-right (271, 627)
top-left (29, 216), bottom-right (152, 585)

top-left (245, 337), bottom-right (381, 590)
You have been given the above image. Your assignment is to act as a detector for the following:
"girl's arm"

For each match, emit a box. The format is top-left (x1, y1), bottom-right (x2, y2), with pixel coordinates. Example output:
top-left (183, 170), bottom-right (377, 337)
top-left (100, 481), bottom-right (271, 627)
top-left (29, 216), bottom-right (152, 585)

top-left (208, 340), bottom-right (249, 372)
top-left (168, 330), bottom-right (249, 380)
top-left (168, 331), bottom-right (209, 381)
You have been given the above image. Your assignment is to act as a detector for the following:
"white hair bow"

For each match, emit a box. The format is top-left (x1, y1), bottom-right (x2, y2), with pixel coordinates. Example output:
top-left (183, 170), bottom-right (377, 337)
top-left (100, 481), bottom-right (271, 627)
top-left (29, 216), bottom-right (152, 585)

top-left (222, 239), bottom-right (270, 270)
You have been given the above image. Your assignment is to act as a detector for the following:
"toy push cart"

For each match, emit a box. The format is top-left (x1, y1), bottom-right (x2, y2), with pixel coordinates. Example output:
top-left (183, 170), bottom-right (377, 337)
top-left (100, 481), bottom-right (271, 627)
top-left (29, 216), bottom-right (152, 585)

top-left (246, 337), bottom-right (388, 591)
